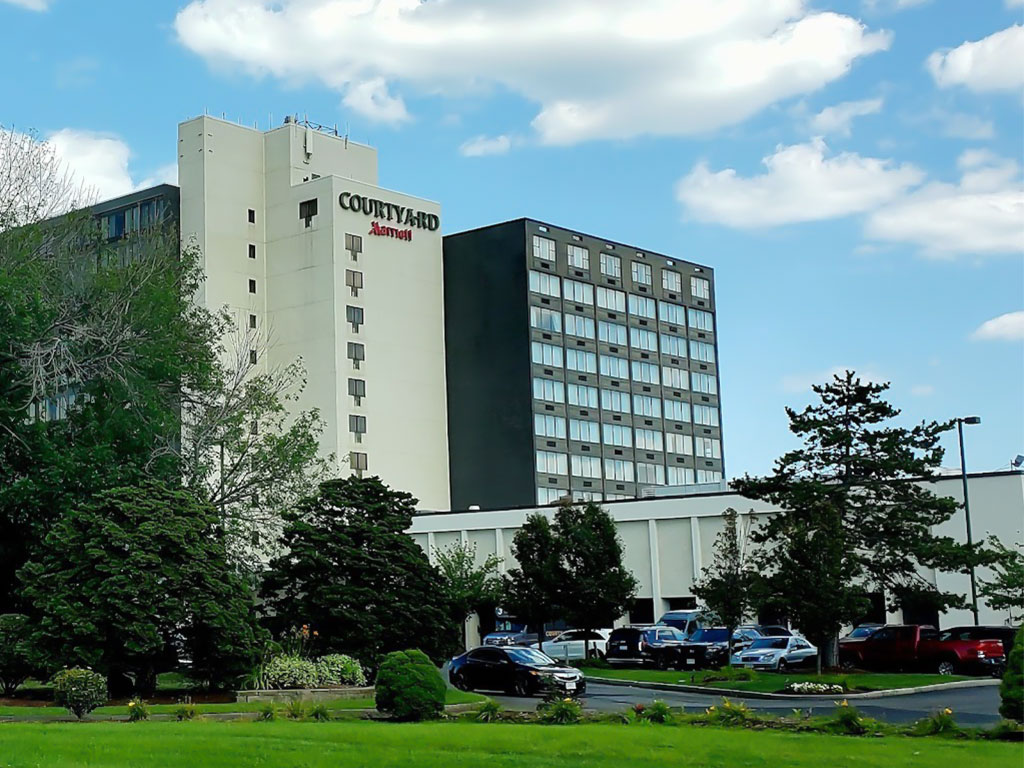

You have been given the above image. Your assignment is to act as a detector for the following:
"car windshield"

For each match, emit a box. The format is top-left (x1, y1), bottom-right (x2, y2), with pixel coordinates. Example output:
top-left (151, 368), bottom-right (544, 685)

top-left (849, 626), bottom-right (877, 638)
top-left (748, 638), bottom-right (788, 650)
top-left (658, 617), bottom-right (690, 631)
top-left (691, 629), bottom-right (730, 643)
top-left (506, 648), bottom-right (555, 665)
top-left (494, 620), bottom-right (526, 633)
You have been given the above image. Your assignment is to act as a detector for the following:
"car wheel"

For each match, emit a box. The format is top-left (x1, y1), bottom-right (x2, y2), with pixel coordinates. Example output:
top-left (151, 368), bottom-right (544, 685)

top-left (777, 659), bottom-right (788, 673)
top-left (655, 654), bottom-right (669, 671)
top-left (451, 672), bottom-right (470, 691)
top-left (587, 648), bottom-right (601, 660)
top-left (838, 657), bottom-right (856, 672)
top-left (513, 675), bottom-right (532, 697)
top-left (937, 660), bottom-right (956, 676)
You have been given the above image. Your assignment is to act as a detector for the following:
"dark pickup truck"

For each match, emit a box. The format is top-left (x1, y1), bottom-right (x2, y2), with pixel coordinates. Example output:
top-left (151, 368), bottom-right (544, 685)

top-left (839, 624), bottom-right (1005, 676)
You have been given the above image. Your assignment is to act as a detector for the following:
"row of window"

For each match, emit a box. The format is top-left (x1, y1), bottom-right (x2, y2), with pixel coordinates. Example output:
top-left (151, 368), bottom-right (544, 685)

top-left (533, 415), bottom-right (721, 456)
top-left (531, 366), bottom-right (717, 399)
top-left (535, 451), bottom-right (723, 483)
top-left (530, 299), bottom-right (714, 338)
top-left (533, 376), bottom-right (719, 411)
top-left (535, 468), bottom-right (724, 504)
top-left (533, 237), bottom-right (712, 301)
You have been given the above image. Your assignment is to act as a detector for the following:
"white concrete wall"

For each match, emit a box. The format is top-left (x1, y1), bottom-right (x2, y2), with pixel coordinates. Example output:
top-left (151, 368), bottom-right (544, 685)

top-left (409, 472), bottom-right (1024, 627)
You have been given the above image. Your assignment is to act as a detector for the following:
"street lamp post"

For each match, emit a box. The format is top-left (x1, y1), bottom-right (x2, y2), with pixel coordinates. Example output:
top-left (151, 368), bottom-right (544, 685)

top-left (956, 416), bottom-right (981, 626)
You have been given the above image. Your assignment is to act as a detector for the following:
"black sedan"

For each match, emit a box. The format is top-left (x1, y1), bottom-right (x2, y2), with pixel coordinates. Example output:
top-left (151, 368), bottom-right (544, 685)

top-left (449, 646), bottom-right (586, 697)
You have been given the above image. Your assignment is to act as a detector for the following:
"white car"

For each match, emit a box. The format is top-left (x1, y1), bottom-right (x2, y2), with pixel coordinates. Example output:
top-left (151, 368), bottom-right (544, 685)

top-left (731, 636), bottom-right (818, 672)
top-left (529, 629), bottom-right (612, 661)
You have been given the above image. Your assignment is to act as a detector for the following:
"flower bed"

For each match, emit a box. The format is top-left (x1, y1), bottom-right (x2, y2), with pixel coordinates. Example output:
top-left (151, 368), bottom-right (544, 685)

top-left (783, 682), bottom-right (845, 695)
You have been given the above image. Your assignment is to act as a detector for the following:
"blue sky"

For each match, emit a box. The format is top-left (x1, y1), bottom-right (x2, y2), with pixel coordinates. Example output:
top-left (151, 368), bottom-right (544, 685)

top-left (1, 0), bottom-right (1021, 478)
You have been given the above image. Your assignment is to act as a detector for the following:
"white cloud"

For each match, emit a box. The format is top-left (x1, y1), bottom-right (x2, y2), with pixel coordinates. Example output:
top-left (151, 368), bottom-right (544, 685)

top-left (174, 0), bottom-right (891, 143)
top-left (910, 384), bottom-right (935, 397)
top-left (781, 366), bottom-right (886, 393)
top-left (47, 129), bottom-right (174, 201)
top-left (810, 98), bottom-right (883, 137)
top-left (0, 0), bottom-right (50, 10)
top-left (865, 152), bottom-right (1024, 257)
top-left (927, 24), bottom-right (1024, 93)
top-left (972, 311), bottom-right (1024, 341)
top-left (1007, 0), bottom-right (1024, 8)
top-left (459, 135), bottom-right (512, 158)
top-left (676, 138), bottom-right (923, 228)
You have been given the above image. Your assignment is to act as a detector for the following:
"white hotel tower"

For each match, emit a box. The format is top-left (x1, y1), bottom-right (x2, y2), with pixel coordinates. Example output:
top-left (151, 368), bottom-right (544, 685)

top-left (177, 115), bottom-right (450, 510)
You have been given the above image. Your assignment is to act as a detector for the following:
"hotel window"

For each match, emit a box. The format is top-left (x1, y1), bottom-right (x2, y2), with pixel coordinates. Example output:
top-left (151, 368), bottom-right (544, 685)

top-left (633, 394), bottom-right (661, 418)
top-left (662, 269), bottom-right (682, 293)
top-left (345, 233), bottom-right (363, 261)
top-left (667, 466), bottom-right (695, 486)
top-left (690, 340), bottom-right (715, 363)
top-left (665, 432), bottom-right (693, 455)
top-left (536, 450), bottom-right (568, 475)
top-left (533, 377), bottom-right (565, 404)
top-left (600, 388), bottom-right (631, 414)
top-left (531, 341), bottom-right (564, 368)
top-left (598, 320), bottom-right (627, 346)
top-left (249, 349), bottom-right (257, 365)
top-left (604, 458), bottom-right (634, 483)
top-left (348, 378), bottom-right (366, 406)
top-left (248, 314), bottom-right (257, 330)
top-left (691, 276), bottom-right (711, 300)
top-left (566, 349), bottom-right (597, 374)
top-left (537, 486), bottom-right (566, 505)
top-left (573, 490), bottom-right (602, 502)
top-left (697, 469), bottom-right (723, 484)
top-left (695, 436), bottom-right (722, 460)
top-left (571, 454), bottom-right (603, 479)
top-left (663, 399), bottom-right (691, 423)
top-left (630, 327), bottom-right (658, 352)
top-left (248, 279), bottom-right (257, 294)
top-left (346, 269), bottom-right (364, 297)
top-left (533, 235), bottom-right (556, 262)
top-left (569, 418), bottom-right (600, 443)
top-left (350, 451), bottom-right (368, 477)
top-left (600, 252), bottom-right (621, 279)
top-left (692, 372), bottom-right (718, 395)
top-left (599, 354), bottom-right (629, 379)
top-left (535, 413), bottom-right (567, 439)
top-left (631, 360), bottom-right (660, 386)
top-left (248, 243), bottom-right (257, 259)
top-left (299, 198), bottom-right (318, 227)
top-left (349, 415), bottom-right (366, 443)
top-left (567, 244), bottom-right (590, 270)
top-left (660, 333), bottom-right (687, 358)
top-left (530, 306), bottom-right (562, 333)
top-left (628, 294), bottom-right (656, 319)
top-left (596, 286), bottom-right (626, 312)
top-left (247, 208), bottom-right (256, 224)
top-left (632, 261), bottom-right (652, 285)
top-left (563, 278), bottom-right (594, 305)
top-left (568, 383), bottom-right (599, 408)
top-left (602, 423), bottom-right (632, 448)
top-left (635, 428), bottom-right (663, 452)
top-left (637, 462), bottom-right (666, 485)
top-left (347, 342), bottom-right (365, 370)
top-left (662, 365), bottom-right (689, 390)
top-left (688, 308), bottom-right (714, 332)
top-left (659, 301), bottom-right (686, 326)
top-left (564, 313), bottom-right (595, 339)
top-left (346, 305), bottom-right (364, 332)
top-left (529, 270), bottom-right (561, 298)
top-left (693, 404), bottom-right (720, 427)
top-left (605, 493), bottom-right (630, 501)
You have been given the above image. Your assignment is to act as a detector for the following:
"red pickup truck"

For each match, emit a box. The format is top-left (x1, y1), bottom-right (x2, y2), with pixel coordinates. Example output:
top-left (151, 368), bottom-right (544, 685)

top-left (839, 624), bottom-right (1005, 677)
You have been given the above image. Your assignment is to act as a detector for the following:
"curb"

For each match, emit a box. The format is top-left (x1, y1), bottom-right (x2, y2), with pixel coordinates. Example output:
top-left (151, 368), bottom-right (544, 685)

top-left (587, 676), bottom-right (1001, 701)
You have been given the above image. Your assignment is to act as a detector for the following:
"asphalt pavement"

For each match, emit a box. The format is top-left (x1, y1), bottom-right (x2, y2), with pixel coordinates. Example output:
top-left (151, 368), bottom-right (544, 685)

top-left (488, 681), bottom-right (1004, 726)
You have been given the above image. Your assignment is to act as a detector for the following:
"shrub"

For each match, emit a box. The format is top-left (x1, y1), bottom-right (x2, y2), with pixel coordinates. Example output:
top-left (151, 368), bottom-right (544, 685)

top-left (637, 700), bottom-right (674, 724)
top-left (52, 668), bottom-right (107, 719)
top-left (174, 702), bottom-right (200, 721)
top-left (256, 703), bottom-right (278, 721)
top-left (285, 698), bottom-right (307, 720)
top-left (1000, 626), bottom-right (1023, 722)
top-left (126, 697), bottom-right (150, 722)
top-left (828, 700), bottom-right (867, 735)
top-left (0, 614), bottom-right (31, 696)
top-left (985, 719), bottom-right (1024, 741)
top-left (315, 654), bottom-right (367, 687)
top-left (910, 708), bottom-right (960, 737)
top-left (538, 697), bottom-right (583, 725)
top-left (374, 649), bottom-right (446, 722)
top-left (263, 654), bottom-right (319, 689)
top-left (704, 698), bottom-right (751, 727)
top-left (696, 666), bottom-right (755, 684)
top-left (309, 702), bottom-right (332, 722)
top-left (475, 700), bottom-right (503, 723)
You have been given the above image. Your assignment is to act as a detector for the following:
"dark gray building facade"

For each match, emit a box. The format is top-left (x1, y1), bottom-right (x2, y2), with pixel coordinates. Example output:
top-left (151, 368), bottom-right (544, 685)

top-left (444, 218), bottom-right (723, 511)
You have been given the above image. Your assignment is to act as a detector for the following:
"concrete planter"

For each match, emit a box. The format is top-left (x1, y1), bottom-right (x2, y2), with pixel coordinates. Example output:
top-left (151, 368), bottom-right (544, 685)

top-left (235, 686), bottom-right (374, 703)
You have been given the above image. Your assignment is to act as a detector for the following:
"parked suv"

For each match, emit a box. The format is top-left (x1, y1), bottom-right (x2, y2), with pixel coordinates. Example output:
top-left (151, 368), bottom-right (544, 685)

top-left (606, 626), bottom-right (688, 667)
top-left (676, 627), bottom-right (732, 670)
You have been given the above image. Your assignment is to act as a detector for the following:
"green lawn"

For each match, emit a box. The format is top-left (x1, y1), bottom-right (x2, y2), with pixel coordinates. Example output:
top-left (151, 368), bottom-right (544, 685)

top-left (0, 721), bottom-right (1016, 768)
top-left (587, 667), bottom-right (971, 693)
top-left (0, 689), bottom-right (483, 719)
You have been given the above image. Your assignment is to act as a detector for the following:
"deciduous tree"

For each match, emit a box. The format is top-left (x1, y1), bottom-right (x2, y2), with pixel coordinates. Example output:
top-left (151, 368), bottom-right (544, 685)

top-left (693, 508), bottom-right (757, 653)
top-left (502, 514), bottom-right (562, 653)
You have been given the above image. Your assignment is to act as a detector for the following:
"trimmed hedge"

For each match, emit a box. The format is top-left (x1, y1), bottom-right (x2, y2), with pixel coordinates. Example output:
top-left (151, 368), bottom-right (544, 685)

top-left (52, 668), bottom-right (107, 719)
top-left (999, 626), bottom-right (1023, 722)
top-left (374, 649), bottom-right (445, 722)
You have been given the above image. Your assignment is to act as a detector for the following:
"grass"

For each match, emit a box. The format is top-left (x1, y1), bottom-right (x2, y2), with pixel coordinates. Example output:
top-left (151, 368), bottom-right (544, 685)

top-left (0, 689), bottom-right (484, 719)
top-left (0, 720), bottom-right (1017, 768)
top-left (586, 667), bottom-right (972, 693)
